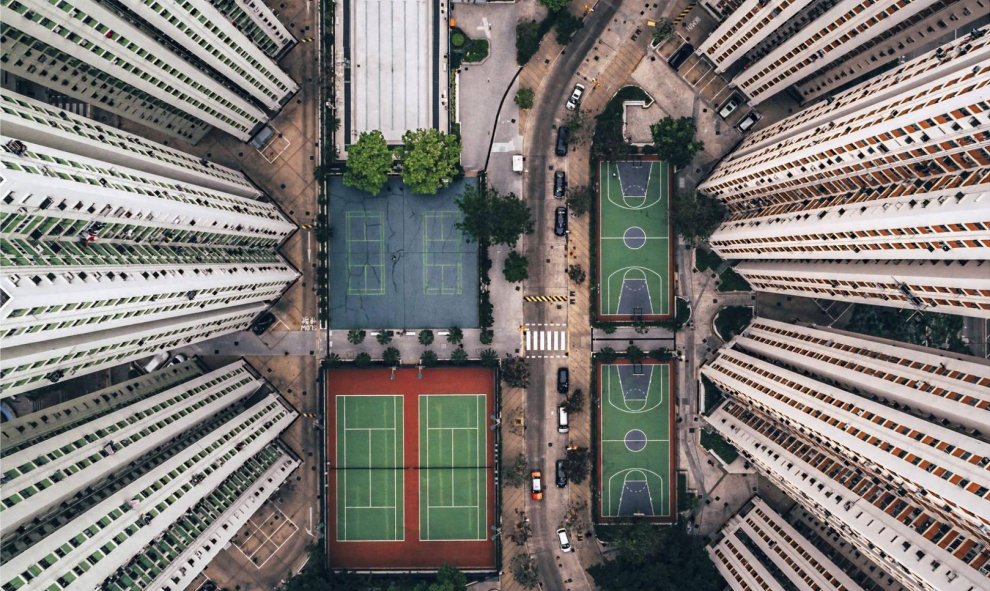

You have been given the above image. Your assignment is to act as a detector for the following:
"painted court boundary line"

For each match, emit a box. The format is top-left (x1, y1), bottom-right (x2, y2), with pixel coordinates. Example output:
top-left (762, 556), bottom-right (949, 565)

top-left (419, 394), bottom-right (487, 542)
top-left (336, 394), bottom-right (404, 542)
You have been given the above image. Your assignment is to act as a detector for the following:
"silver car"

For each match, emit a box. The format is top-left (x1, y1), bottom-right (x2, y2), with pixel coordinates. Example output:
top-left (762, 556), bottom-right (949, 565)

top-left (565, 84), bottom-right (585, 111)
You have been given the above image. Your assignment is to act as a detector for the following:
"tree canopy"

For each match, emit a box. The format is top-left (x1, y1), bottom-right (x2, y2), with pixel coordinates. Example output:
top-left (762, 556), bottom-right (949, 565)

top-left (503, 251), bottom-right (530, 282)
top-left (671, 191), bottom-right (726, 246)
top-left (344, 130), bottom-right (391, 194)
top-left (399, 129), bottom-right (461, 194)
top-left (651, 116), bottom-right (704, 169)
top-left (456, 184), bottom-right (534, 246)
top-left (588, 523), bottom-right (724, 591)
top-left (539, 0), bottom-right (570, 12)
top-left (515, 87), bottom-right (535, 109)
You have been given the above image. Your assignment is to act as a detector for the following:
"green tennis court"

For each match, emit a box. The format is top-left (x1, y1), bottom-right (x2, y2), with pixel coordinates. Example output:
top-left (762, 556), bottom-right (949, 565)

top-left (419, 394), bottom-right (487, 541)
top-left (598, 160), bottom-right (671, 319)
top-left (336, 395), bottom-right (404, 541)
top-left (599, 363), bottom-right (673, 520)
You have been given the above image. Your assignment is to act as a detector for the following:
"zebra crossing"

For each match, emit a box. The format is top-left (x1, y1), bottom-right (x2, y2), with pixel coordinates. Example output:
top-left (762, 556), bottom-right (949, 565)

top-left (522, 324), bottom-right (568, 358)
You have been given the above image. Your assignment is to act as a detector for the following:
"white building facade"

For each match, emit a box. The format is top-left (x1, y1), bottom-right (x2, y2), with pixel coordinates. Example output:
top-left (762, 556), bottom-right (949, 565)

top-left (709, 497), bottom-right (866, 591)
top-left (702, 318), bottom-right (990, 591)
top-left (0, 0), bottom-right (297, 142)
top-left (0, 360), bottom-right (299, 591)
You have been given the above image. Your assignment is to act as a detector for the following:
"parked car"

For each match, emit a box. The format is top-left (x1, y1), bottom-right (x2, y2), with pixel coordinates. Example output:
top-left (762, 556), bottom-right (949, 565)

top-left (718, 95), bottom-right (742, 120)
top-left (555, 459), bottom-right (568, 488)
top-left (555, 126), bottom-right (571, 156)
top-left (565, 83), bottom-right (585, 111)
top-left (167, 353), bottom-right (188, 367)
top-left (251, 311), bottom-right (277, 335)
top-left (557, 528), bottom-right (573, 552)
top-left (531, 470), bottom-right (544, 501)
top-left (557, 404), bottom-right (569, 433)
top-left (557, 367), bottom-right (569, 394)
top-left (553, 170), bottom-right (567, 198)
top-left (554, 206), bottom-right (568, 236)
top-left (137, 351), bottom-right (170, 374)
top-left (737, 110), bottom-right (761, 132)
top-left (668, 43), bottom-right (694, 70)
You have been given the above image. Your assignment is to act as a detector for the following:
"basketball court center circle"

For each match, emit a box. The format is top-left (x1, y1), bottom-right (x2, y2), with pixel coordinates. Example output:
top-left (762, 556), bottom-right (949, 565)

top-left (623, 226), bottom-right (647, 250)
top-left (625, 429), bottom-right (648, 452)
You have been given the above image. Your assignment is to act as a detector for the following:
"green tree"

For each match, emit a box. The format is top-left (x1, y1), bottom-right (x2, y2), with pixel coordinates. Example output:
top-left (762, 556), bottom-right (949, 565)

top-left (480, 348), bottom-right (499, 366)
top-left (564, 446), bottom-right (590, 483)
top-left (516, 21), bottom-right (542, 65)
top-left (651, 18), bottom-right (673, 45)
top-left (419, 329), bottom-right (435, 346)
top-left (568, 264), bottom-right (586, 284)
top-left (450, 348), bottom-right (469, 365)
top-left (399, 129), bottom-right (461, 194)
top-left (354, 352), bottom-right (372, 368)
top-left (564, 388), bottom-right (584, 414)
top-left (480, 328), bottom-right (494, 345)
top-left (597, 346), bottom-right (618, 363)
top-left (650, 347), bottom-right (674, 361)
top-left (651, 116), bottom-right (704, 168)
top-left (588, 523), bottom-right (724, 591)
top-left (566, 184), bottom-right (593, 217)
top-left (539, 0), bottom-right (570, 11)
top-left (511, 553), bottom-right (541, 588)
top-left (347, 329), bottom-right (366, 345)
top-left (321, 353), bottom-right (342, 369)
top-left (515, 87), bottom-right (535, 109)
top-left (626, 344), bottom-right (645, 361)
top-left (343, 130), bottom-right (391, 194)
top-left (456, 184), bottom-right (534, 246)
top-left (672, 191), bottom-right (727, 246)
top-left (447, 326), bottom-right (463, 345)
top-left (425, 564), bottom-right (467, 591)
top-left (503, 251), bottom-right (530, 282)
top-left (502, 453), bottom-right (529, 487)
top-left (420, 350), bottom-right (438, 367)
top-left (502, 355), bottom-right (530, 388)
top-left (375, 330), bottom-right (393, 346)
top-left (382, 347), bottom-right (401, 366)
top-left (554, 11), bottom-right (583, 45)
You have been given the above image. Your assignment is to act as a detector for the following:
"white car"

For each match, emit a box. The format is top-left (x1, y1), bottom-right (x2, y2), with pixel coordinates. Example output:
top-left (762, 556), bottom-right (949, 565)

top-left (565, 84), bottom-right (585, 111)
top-left (718, 96), bottom-right (741, 120)
top-left (557, 528), bottom-right (573, 552)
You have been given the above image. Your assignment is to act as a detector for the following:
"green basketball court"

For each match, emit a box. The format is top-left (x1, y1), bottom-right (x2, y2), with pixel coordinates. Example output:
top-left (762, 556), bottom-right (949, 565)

top-left (419, 394), bottom-right (487, 541)
top-left (335, 395), bottom-right (404, 541)
top-left (598, 160), bottom-right (671, 320)
top-left (598, 362), bottom-right (674, 521)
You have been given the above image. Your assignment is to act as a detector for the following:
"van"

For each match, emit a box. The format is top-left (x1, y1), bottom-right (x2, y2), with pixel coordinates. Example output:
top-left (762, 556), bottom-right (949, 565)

top-left (138, 351), bottom-right (170, 374)
top-left (718, 95), bottom-right (741, 120)
top-left (557, 405), bottom-right (569, 433)
top-left (556, 528), bottom-right (573, 552)
top-left (737, 111), bottom-right (760, 132)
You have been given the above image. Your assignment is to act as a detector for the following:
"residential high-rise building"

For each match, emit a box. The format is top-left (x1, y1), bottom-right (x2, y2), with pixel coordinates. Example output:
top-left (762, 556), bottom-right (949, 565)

top-left (0, 96), bottom-right (298, 397)
top-left (699, 28), bottom-right (990, 316)
top-left (213, 0), bottom-right (296, 60)
top-left (702, 317), bottom-right (990, 591)
top-left (708, 496), bottom-right (866, 591)
top-left (0, 359), bottom-right (300, 591)
top-left (0, 90), bottom-right (265, 198)
top-left (699, 0), bottom-right (986, 105)
top-left (0, 0), bottom-right (298, 143)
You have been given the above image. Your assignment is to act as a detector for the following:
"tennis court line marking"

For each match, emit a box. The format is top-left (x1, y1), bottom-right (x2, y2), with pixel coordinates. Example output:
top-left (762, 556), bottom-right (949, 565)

top-left (336, 394), bottom-right (404, 542)
top-left (230, 505), bottom-right (299, 569)
top-left (419, 394), bottom-right (487, 542)
top-left (601, 438), bottom-right (670, 442)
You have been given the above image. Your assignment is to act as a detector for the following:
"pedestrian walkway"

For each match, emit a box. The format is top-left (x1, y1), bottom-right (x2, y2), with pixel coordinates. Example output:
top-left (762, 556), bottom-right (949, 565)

top-left (522, 324), bottom-right (569, 358)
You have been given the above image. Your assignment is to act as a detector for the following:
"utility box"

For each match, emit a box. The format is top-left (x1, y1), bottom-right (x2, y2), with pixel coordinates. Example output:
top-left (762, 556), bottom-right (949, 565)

top-left (512, 154), bottom-right (524, 173)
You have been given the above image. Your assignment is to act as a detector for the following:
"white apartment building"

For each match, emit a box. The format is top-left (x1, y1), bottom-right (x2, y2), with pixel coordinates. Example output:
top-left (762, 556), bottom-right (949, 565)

top-left (725, 0), bottom-right (957, 104)
top-left (0, 0), bottom-right (273, 142)
top-left (212, 0), bottom-right (296, 60)
top-left (119, 0), bottom-right (298, 111)
top-left (700, 28), bottom-right (990, 215)
top-left (0, 360), bottom-right (264, 536)
top-left (709, 187), bottom-right (990, 261)
top-left (709, 496), bottom-right (866, 591)
top-left (707, 400), bottom-right (989, 591)
top-left (735, 318), bottom-right (990, 434)
top-left (732, 259), bottom-right (990, 317)
top-left (792, 0), bottom-right (990, 103)
top-left (0, 375), bottom-right (298, 591)
top-left (1, 302), bottom-right (267, 397)
top-left (0, 90), bottom-right (263, 198)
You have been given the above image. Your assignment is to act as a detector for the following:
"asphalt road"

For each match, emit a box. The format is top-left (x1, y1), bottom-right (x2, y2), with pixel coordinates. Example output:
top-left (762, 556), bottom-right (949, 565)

top-left (522, 2), bottom-right (621, 590)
